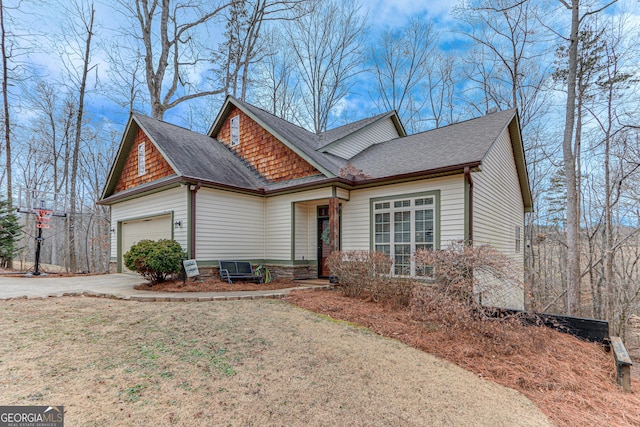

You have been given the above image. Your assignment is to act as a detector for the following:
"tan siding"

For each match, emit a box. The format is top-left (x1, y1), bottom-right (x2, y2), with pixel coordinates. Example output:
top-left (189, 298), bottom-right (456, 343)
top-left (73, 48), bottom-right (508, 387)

top-left (472, 128), bottom-right (525, 309)
top-left (473, 130), bottom-right (524, 260)
top-left (266, 188), bottom-right (334, 261)
top-left (326, 118), bottom-right (400, 159)
top-left (341, 176), bottom-right (466, 251)
top-left (196, 188), bottom-right (265, 260)
top-left (110, 187), bottom-right (188, 259)
top-left (294, 202), bottom-right (310, 260)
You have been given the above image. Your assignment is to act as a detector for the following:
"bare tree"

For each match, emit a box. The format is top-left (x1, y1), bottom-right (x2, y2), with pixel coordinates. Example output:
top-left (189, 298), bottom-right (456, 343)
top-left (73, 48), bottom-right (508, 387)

top-left (1, 0), bottom-right (11, 205)
top-left (557, 0), bottom-right (617, 315)
top-left (370, 17), bottom-right (436, 133)
top-left (455, 0), bottom-right (548, 129)
top-left (220, 0), bottom-right (312, 101)
top-left (116, 0), bottom-right (231, 119)
top-left (250, 28), bottom-right (301, 123)
top-left (56, 1), bottom-right (96, 272)
top-left (285, 0), bottom-right (365, 133)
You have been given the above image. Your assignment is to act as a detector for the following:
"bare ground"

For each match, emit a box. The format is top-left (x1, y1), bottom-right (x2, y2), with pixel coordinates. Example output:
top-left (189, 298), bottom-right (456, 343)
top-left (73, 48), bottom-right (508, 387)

top-left (0, 297), bottom-right (551, 426)
top-left (286, 289), bottom-right (640, 426)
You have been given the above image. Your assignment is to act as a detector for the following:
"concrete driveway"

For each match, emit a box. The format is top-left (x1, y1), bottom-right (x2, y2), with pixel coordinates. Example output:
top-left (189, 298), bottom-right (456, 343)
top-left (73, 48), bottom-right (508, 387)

top-left (0, 273), bottom-right (327, 301)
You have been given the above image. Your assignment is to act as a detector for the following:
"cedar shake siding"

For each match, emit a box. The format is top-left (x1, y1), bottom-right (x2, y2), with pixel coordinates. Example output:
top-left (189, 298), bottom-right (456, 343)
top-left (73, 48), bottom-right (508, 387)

top-left (215, 106), bottom-right (321, 182)
top-left (114, 128), bottom-right (175, 193)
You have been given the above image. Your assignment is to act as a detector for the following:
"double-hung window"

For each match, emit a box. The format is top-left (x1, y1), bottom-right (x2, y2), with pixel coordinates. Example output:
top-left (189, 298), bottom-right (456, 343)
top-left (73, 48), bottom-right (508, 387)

top-left (373, 192), bottom-right (438, 276)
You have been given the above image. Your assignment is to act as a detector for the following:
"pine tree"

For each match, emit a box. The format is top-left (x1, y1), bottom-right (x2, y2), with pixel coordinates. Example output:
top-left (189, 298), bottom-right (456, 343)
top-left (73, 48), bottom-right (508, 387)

top-left (0, 198), bottom-right (21, 268)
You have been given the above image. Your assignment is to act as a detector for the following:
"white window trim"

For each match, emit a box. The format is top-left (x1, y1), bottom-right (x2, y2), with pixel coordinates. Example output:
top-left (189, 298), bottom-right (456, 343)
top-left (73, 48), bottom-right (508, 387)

top-left (371, 191), bottom-right (440, 277)
top-left (138, 142), bottom-right (146, 176)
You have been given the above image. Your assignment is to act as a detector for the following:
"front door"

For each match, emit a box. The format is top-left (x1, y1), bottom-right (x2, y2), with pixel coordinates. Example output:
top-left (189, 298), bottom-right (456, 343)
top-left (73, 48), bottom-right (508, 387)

top-left (317, 207), bottom-right (331, 278)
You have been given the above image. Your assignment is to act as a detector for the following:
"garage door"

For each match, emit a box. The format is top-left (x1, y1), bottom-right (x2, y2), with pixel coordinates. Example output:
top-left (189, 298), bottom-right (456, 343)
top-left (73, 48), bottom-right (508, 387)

top-left (121, 214), bottom-right (172, 273)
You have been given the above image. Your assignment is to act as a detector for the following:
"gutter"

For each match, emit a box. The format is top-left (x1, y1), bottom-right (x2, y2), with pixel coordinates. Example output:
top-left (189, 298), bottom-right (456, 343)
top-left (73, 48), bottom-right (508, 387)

top-left (464, 166), bottom-right (474, 245)
top-left (98, 162), bottom-right (482, 204)
top-left (189, 182), bottom-right (202, 258)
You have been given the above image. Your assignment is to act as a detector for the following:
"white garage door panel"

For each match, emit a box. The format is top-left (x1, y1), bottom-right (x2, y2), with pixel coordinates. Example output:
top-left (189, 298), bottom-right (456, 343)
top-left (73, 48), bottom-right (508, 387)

top-left (121, 215), bottom-right (172, 272)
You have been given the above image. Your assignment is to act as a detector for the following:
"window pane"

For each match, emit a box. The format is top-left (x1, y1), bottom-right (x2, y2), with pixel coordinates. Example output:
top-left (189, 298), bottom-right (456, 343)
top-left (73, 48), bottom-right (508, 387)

top-left (415, 197), bottom-right (433, 206)
top-left (394, 200), bottom-right (410, 208)
top-left (394, 211), bottom-right (410, 242)
top-left (375, 245), bottom-right (390, 256)
top-left (375, 213), bottom-right (390, 244)
top-left (375, 202), bottom-right (390, 210)
top-left (415, 209), bottom-right (434, 244)
top-left (394, 244), bottom-right (411, 275)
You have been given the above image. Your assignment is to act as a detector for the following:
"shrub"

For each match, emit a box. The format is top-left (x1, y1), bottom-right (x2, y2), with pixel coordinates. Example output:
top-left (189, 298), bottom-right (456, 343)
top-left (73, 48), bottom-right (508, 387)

top-left (124, 239), bottom-right (186, 284)
top-left (327, 250), bottom-right (392, 298)
top-left (327, 250), bottom-right (415, 307)
top-left (414, 242), bottom-right (521, 306)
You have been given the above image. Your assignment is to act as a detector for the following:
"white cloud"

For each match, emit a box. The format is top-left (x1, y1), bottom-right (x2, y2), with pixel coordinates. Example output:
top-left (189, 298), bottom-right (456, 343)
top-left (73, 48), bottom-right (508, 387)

top-left (364, 0), bottom-right (454, 28)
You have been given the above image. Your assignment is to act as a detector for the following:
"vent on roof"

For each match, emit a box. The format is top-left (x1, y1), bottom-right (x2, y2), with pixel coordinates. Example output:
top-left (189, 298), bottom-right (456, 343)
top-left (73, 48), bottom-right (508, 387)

top-left (486, 107), bottom-right (499, 115)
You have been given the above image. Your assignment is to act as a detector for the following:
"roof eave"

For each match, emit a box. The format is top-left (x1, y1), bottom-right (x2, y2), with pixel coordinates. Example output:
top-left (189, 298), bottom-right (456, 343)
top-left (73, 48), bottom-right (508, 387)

top-left (134, 114), bottom-right (182, 176)
top-left (98, 176), bottom-right (184, 205)
top-left (508, 112), bottom-right (534, 212)
top-left (317, 111), bottom-right (404, 152)
top-left (263, 162), bottom-right (482, 195)
top-left (100, 114), bottom-right (138, 200)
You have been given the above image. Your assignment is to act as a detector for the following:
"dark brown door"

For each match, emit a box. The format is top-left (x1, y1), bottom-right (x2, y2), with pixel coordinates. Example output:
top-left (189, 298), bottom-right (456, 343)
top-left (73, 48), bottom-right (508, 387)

top-left (317, 207), bottom-right (331, 278)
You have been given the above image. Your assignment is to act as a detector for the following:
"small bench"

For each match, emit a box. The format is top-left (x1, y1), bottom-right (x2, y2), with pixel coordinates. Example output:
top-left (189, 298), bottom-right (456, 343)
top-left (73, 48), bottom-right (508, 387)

top-left (219, 261), bottom-right (263, 284)
top-left (610, 336), bottom-right (633, 392)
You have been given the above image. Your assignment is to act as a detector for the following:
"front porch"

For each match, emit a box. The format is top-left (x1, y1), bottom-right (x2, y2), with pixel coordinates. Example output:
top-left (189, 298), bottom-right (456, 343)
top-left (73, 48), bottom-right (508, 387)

top-left (292, 195), bottom-right (344, 279)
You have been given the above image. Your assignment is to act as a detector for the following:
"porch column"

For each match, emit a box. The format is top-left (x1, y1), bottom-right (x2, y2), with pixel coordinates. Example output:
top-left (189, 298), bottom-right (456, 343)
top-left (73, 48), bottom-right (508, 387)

top-left (329, 197), bottom-right (340, 254)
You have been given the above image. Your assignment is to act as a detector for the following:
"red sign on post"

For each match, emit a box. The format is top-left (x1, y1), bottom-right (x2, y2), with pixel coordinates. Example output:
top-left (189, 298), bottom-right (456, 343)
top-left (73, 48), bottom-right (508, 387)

top-left (35, 209), bottom-right (53, 229)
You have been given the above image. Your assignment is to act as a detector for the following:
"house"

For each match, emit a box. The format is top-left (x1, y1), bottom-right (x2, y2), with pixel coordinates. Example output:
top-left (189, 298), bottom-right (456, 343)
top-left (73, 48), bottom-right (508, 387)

top-left (99, 96), bottom-right (533, 309)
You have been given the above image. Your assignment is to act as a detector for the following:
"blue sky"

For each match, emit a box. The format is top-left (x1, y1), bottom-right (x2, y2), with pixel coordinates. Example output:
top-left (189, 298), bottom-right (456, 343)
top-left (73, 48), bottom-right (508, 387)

top-left (11, 0), bottom-right (463, 135)
top-left (12, 0), bottom-right (640, 137)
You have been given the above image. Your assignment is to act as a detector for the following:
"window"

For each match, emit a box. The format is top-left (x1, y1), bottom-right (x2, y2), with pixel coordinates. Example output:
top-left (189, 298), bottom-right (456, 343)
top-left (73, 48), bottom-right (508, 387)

top-left (230, 115), bottom-right (240, 146)
top-left (373, 193), bottom-right (437, 276)
top-left (515, 225), bottom-right (521, 253)
top-left (137, 142), bottom-right (146, 176)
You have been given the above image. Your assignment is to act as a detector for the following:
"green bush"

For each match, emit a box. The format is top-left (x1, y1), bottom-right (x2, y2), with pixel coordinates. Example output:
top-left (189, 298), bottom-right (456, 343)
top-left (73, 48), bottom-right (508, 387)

top-left (124, 239), bottom-right (186, 284)
top-left (0, 198), bottom-right (22, 268)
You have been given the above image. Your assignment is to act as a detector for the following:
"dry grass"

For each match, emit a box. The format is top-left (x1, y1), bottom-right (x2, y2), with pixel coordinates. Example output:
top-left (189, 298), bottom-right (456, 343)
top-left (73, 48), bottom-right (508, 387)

top-left (0, 297), bottom-right (551, 426)
top-left (286, 288), bottom-right (640, 427)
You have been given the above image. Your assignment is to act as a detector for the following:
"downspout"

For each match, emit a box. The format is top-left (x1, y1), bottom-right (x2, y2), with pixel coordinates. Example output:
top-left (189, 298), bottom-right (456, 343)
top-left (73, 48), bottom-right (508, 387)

top-left (189, 182), bottom-right (201, 258)
top-left (464, 166), bottom-right (474, 246)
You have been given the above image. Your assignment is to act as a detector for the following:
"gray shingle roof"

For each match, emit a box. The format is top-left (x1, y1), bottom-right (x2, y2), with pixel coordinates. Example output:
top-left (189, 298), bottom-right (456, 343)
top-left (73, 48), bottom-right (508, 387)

top-left (318, 111), bottom-right (395, 148)
top-left (102, 101), bottom-right (526, 205)
top-left (133, 113), bottom-right (265, 189)
top-left (349, 109), bottom-right (518, 178)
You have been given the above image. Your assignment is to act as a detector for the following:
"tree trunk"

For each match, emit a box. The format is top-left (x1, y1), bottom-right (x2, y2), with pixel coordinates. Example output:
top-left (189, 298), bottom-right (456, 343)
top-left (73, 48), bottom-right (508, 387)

top-left (0, 0), bottom-right (11, 207)
top-left (69, 5), bottom-right (95, 273)
top-left (562, 0), bottom-right (581, 316)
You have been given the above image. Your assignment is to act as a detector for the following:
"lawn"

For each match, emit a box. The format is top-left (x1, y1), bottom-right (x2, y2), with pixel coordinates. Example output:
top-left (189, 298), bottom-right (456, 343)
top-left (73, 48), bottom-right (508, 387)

top-left (0, 297), bottom-right (550, 426)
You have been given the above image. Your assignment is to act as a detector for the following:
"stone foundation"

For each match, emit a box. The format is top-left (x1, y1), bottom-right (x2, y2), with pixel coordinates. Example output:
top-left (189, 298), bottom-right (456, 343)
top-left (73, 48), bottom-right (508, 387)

top-left (198, 263), bottom-right (318, 281)
top-left (110, 262), bottom-right (320, 281)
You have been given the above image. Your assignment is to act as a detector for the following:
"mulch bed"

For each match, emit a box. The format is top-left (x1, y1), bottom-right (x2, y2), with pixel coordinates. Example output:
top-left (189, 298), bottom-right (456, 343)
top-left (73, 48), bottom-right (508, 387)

top-left (134, 276), bottom-right (303, 292)
top-left (286, 288), bottom-right (640, 427)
